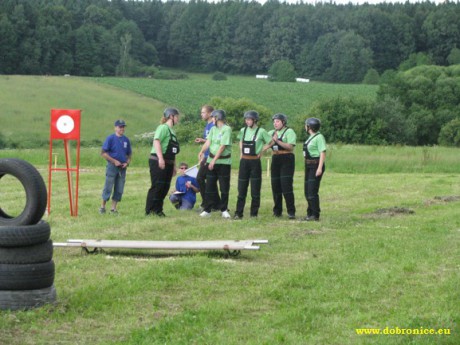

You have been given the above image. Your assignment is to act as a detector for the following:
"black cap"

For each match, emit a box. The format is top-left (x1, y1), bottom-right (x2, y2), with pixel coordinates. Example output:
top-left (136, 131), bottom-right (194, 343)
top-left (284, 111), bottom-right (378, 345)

top-left (114, 119), bottom-right (126, 127)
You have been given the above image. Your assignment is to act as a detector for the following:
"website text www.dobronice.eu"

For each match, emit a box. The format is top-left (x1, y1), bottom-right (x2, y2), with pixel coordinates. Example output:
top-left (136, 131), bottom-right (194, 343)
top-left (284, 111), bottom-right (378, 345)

top-left (355, 326), bottom-right (451, 335)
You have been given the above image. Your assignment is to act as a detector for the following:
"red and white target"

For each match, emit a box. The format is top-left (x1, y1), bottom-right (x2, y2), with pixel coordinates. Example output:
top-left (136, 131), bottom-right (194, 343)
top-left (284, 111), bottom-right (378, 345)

top-left (50, 109), bottom-right (81, 140)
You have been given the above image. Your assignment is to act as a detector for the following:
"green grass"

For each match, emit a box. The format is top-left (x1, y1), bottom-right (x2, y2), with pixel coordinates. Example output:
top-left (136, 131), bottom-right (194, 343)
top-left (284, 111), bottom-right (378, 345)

top-left (0, 149), bottom-right (459, 345)
top-left (1, 76), bottom-right (458, 344)
top-left (95, 74), bottom-right (377, 119)
top-left (0, 75), bottom-right (376, 149)
top-left (2, 144), bottom-right (460, 174)
top-left (0, 75), bottom-right (166, 147)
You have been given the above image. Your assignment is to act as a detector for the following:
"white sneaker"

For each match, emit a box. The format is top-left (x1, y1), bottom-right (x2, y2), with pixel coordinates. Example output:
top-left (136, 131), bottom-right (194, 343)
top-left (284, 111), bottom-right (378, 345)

top-left (200, 211), bottom-right (211, 218)
top-left (221, 211), bottom-right (231, 219)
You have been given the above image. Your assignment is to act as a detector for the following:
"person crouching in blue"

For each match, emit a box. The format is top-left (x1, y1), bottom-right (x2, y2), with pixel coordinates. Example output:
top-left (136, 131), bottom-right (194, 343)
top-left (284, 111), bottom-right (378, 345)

top-left (169, 162), bottom-right (200, 210)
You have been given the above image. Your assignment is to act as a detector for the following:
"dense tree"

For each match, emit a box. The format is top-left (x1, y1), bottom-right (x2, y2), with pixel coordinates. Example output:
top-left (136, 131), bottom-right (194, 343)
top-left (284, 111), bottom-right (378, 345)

top-left (0, 14), bottom-right (17, 74)
top-left (268, 60), bottom-right (296, 82)
top-left (1, 0), bottom-right (460, 82)
top-left (328, 31), bottom-right (372, 82)
top-left (377, 65), bottom-right (460, 145)
top-left (447, 47), bottom-right (460, 65)
top-left (422, 4), bottom-right (460, 65)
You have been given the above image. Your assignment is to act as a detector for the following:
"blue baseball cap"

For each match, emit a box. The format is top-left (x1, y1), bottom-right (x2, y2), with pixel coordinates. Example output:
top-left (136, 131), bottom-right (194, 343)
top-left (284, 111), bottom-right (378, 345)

top-left (114, 119), bottom-right (126, 127)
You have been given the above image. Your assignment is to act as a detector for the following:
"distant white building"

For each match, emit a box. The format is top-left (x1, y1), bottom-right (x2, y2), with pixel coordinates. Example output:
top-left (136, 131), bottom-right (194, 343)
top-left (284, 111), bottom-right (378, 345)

top-left (256, 74), bottom-right (269, 79)
top-left (296, 78), bottom-right (310, 83)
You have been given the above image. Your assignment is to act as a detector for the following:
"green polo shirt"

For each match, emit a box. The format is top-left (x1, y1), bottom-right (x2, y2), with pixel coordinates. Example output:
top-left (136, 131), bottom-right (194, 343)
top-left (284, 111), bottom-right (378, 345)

top-left (151, 124), bottom-right (176, 154)
top-left (267, 127), bottom-right (297, 149)
top-left (305, 132), bottom-right (327, 158)
top-left (237, 126), bottom-right (272, 155)
top-left (206, 124), bottom-right (232, 165)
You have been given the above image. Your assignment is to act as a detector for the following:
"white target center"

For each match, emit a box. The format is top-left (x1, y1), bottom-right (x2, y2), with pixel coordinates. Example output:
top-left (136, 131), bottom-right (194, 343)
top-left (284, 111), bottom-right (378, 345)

top-left (56, 115), bottom-right (75, 134)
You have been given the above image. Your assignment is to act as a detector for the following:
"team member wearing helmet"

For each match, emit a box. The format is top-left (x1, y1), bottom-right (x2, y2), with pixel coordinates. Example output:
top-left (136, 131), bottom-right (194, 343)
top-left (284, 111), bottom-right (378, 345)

top-left (263, 113), bottom-right (297, 219)
top-left (145, 107), bottom-right (181, 217)
top-left (194, 105), bottom-right (220, 211)
top-left (234, 111), bottom-right (272, 219)
top-left (303, 118), bottom-right (326, 221)
top-left (198, 110), bottom-right (233, 218)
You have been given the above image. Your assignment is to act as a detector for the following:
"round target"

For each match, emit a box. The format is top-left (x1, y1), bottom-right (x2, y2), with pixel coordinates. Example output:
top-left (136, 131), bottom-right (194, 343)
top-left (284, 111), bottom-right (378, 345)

top-left (56, 115), bottom-right (75, 134)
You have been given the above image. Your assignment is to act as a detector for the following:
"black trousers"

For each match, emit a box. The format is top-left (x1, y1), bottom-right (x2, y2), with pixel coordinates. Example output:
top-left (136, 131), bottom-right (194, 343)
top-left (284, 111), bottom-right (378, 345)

top-left (197, 158), bottom-right (220, 209)
top-left (304, 163), bottom-right (325, 218)
top-left (271, 154), bottom-right (296, 216)
top-left (235, 158), bottom-right (262, 217)
top-left (145, 159), bottom-right (174, 215)
top-left (204, 164), bottom-right (231, 213)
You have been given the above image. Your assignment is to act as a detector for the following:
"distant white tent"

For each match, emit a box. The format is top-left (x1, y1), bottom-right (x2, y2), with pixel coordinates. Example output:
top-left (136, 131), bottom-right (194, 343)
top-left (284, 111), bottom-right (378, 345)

top-left (296, 78), bottom-right (310, 83)
top-left (256, 74), bottom-right (269, 79)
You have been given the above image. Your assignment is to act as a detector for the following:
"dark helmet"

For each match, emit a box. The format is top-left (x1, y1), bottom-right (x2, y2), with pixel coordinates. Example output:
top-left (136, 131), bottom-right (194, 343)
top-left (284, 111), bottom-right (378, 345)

top-left (211, 109), bottom-right (226, 121)
top-left (272, 113), bottom-right (287, 124)
top-left (244, 110), bottom-right (259, 122)
top-left (163, 107), bottom-right (179, 118)
top-left (305, 117), bottom-right (321, 131)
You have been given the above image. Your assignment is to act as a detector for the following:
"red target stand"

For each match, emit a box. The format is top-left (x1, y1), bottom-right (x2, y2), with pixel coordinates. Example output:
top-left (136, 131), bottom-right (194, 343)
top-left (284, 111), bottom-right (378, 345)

top-left (48, 109), bottom-right (81, 216)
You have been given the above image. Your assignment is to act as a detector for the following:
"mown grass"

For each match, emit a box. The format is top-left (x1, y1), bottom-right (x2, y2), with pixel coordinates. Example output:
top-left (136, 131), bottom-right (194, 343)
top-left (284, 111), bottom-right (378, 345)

top-left (95, 74), bottom-right (377, 119)
top-left (0, 148), bottom-right (459, 345)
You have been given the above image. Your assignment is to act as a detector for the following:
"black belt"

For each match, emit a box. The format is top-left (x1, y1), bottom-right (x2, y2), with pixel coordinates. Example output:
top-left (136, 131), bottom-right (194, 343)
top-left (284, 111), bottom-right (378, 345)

top-left (150, 154), bottom-right (175, 164)
top-left (305, 159), bottom-right (319, 164)
top-left (209, 152), bottom-right (231, 159)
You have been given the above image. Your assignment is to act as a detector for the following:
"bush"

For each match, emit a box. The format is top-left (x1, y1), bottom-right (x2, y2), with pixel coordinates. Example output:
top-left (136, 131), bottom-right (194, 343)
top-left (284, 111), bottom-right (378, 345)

top-left (373, 96), bottom-right (416, 145)
top-left (447, 47), bottom-right (460, 65)
top-left (307, 97), bottom-right (385, 145)
top-left (207, 97), bottom-right (272, 130)
top-left (438, 118), bottom-right (460, 147)
top-left (212, 72), bottom-right (227, 81)
top-left (173, 120), bottom-right (203, 144)
top-left (268, 60), bottom-right (296, 82)
top-left (363, 68), bottom-right (380, 84)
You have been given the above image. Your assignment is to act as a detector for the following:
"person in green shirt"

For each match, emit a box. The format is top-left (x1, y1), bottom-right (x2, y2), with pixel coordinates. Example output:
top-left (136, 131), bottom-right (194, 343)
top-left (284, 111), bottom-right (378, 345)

top-left (198, 109), bottom-right (232, 218)
top-left (145, 107), bottom-right (180, 217)
top-left (234, 111), bottom-right (272, 219)
top-left (263, 113), bottom-right (297, 219)
top-left (303, 117), bottom-right (326, 221)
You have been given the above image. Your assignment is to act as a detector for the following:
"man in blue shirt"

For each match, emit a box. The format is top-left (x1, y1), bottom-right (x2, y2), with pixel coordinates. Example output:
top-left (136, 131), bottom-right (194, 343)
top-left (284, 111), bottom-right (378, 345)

top-left (169, 162), bottom-right (200, 210)
top-left (99, 119), bottom-right (132, 214)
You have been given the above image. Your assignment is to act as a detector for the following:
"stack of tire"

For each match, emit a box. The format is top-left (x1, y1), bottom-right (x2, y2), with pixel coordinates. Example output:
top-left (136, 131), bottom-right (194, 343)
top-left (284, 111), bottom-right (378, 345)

top-left (0, 158), bottom-right (56, 311)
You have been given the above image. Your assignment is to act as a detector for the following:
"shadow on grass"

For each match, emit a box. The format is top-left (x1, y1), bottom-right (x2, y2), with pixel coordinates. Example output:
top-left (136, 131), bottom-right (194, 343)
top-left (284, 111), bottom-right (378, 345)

top-left (77, 248), bottom-right (255, 261)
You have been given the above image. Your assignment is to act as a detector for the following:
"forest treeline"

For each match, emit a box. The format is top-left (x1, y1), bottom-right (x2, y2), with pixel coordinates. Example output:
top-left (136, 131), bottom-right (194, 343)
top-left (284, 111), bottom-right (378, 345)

top-left (1, 0), bottom-right (460, 81)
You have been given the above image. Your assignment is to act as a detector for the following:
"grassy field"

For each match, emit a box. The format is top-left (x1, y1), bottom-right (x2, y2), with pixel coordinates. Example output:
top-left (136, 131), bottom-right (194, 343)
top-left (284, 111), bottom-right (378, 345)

top-left (95, 74), bottom-right (378, 119)
top-left (1, 76), bottom-right (458, 344)
top-left (0, 75), bottom-right (377, 148)
top-left (0, 147), bottom-right (459, 345)
top-left (0, 75), bottom-right (165, 147)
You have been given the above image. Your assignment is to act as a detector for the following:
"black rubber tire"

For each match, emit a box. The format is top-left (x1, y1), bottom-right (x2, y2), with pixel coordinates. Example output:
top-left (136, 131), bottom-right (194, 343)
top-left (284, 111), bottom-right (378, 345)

top-left (0, 285), bottom-right (57, 311)
top-left (0, 158), bottom-right (47, 226)
top-left (0, 240), bottom-right (53, 264)
top-left (0, 220), bottom-right (51, 247)
top-left (0, 261), bottom-right (55, 290)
